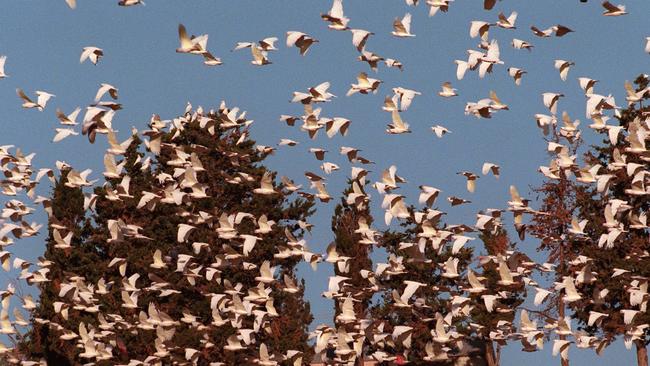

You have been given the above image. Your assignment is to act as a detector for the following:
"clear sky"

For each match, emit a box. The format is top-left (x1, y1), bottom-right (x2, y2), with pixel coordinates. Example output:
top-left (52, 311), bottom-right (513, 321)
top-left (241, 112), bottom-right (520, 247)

top-left (1, 1), bottom-right (649, 364)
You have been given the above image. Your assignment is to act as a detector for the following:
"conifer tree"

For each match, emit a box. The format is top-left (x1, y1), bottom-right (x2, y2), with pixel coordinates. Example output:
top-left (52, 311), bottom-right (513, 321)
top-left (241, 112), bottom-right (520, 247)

top-left (370, 204), bottom-right (476, 363)
top-left (567, 75), bottom-right (650, 366)
top-left (325, 177), bottom-right (377, 364)
top-left (20, 102), bottom-right (316, 365)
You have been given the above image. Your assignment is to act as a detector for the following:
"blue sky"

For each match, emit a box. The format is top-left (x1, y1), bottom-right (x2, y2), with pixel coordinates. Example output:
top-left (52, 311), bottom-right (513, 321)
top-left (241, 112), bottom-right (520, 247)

top-left (1, 1), bottom-right (649, 364)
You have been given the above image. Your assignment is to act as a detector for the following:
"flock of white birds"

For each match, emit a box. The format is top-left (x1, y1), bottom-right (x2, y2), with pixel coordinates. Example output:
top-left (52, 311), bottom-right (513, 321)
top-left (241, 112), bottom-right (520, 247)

top-left (0, 0), bottom-right (650, 365)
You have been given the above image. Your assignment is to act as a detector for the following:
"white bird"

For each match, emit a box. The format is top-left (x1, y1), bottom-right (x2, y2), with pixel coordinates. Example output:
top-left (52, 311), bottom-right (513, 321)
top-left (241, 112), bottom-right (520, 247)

top-left (438, 82), bottom-right (457, 98)
top-left (255, 261), bottom-right (276, 283)
top-left (507, 67), bottom-right (527, 86)
top-left (392, 13), bottom-right (415, 37)
top-left (458, 171), bottom-right (479, 193)
top-left (432, 315), bottom-right (451, 343)
top-left (427, 0), bottom-right (452, 16)
top-left (150, 249), bottom-right (167, 269)
top-left (392, 87), bottom-right (421, 111)
top-left (552, 339), bottom-right (571, 362)
top-left (224, 335), bottom-right (246, 351)
top-left (470, 20), bottom-right (493, 40)
top-left (441, 257), bottom-right (460, 278)
top-left (393, 280), bottom-right (426, 307)
top-left (563, 276), bottom-right (582, 303)
top-left (621, 309), bottom-right (639, 325)
top-left (554, 60), bottom-right (574, 81)
top-left (645, 37), bottom-right (650, 54)
top-left (52, 128), bottom-right (78, 143)
top-left (419, 185), bottom-right (441, 207)
top-left (0, 56), bottom-right (7, 78)
top-left (240, 234), bottom-right (261, 257)
top-left (17, 89), bottom-right (55, 111)
top-left (254, 172), bottom-right (277, 195)
top-left (542, 92), bottom-right (564, 115)
top-left (466, 269), bottom-right (486, 293)
top-left (321, 0), bottom-right (349, 30)
top-left (250, 46), bottom-right (271, 65)
top-left (56, 107), bottom-right (81, 125)
top-left (482, 163), bottom-right (500, 178)
top-left (386, 110), bottom-right (410, 134)
top-left (588, 311), bottom-right (608, 327)
top-left (286, 31), bottom-right (318, 55)
top-left (497, 257), bottom-right (516, 286)
top-left (234, 37), bottom-right (279, 52)
top-left (602, 1), bottom-right (627, 16)
top-left (478, 40), bottom-right (503, 78)
top-left (118, 0), bottom-right (144, 5)
top-left (94, 83), bottom-right (118, 103)
top-left (578, 77), bottom-right (599, 95)
top-left (496, 11), bottom-right (517, 29)
top-left (512, 38), bottom-right (534, 51)
top-left (176, 24), bottom-right (208, 54)
top-left (278, 139), bottom-right (298, 147)
top-left (454, 59), bottom-right (469, 80)
top-left (568, 217), bottom-right (588, 235)
top-left (257, 343), bottom-right (278, 366)
top-left (531, 24), bottom-right (573, 37)
top-left (80, 47), bottom-right (104, 65)
top-left (385, 58), bottom-right (404, 71)
top-left (350, 29), bottom-right (373, 52)
top-left (177, 223), bottom-right (196, 243)
top-left (431, 125), bottom-right (451, 138)
top-left (346, 72), bottom-right (382, 96)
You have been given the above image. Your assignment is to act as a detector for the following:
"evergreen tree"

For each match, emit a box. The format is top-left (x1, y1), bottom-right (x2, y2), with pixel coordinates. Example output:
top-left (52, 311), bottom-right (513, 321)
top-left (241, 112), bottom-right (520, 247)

top-left (370, 202), bottom-right (476, 363)
top-left (567, 75), bottom-right (650, 366)
top-left (326, 177), bottom-right (377, 364)
top-left (20, 102), bottom-right (315, 364)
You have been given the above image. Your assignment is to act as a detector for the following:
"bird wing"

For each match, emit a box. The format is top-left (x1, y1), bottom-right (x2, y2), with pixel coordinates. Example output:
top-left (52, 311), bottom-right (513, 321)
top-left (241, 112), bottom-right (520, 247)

top-left (178, 24), bottom-right (193, 50)
top-left (286, 31), bottom-right (304, 47)
top-left (602, 1), bottom-right (619, 12)
top-left (330, 0), bottom-right (344, 18)
top-left (498, 258), bottom-right (513, 282)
